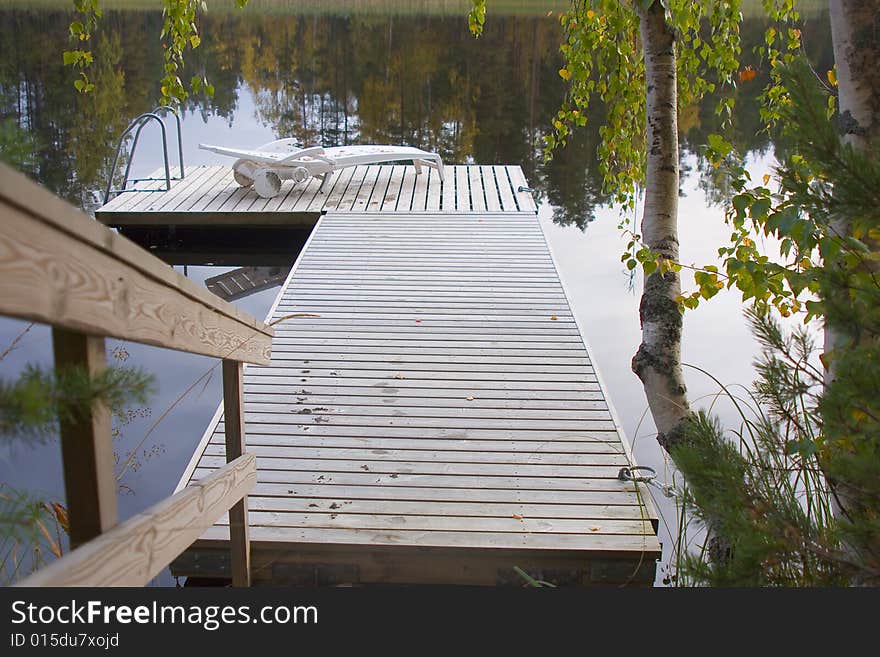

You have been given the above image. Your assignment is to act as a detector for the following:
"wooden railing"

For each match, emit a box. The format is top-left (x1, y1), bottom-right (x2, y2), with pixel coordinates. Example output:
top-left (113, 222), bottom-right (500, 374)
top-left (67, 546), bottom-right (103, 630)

top-left (0, 162), bottom-right (273, 586)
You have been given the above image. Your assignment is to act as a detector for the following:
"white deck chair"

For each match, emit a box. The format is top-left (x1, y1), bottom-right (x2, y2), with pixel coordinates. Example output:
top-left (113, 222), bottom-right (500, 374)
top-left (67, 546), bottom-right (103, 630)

top-left (198, 139), bottom-right (445, 199)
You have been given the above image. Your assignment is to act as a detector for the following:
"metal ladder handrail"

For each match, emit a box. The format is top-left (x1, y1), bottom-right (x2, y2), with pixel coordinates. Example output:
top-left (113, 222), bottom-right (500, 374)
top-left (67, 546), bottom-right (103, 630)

top-left (104, 106), bottom-right (185, 204)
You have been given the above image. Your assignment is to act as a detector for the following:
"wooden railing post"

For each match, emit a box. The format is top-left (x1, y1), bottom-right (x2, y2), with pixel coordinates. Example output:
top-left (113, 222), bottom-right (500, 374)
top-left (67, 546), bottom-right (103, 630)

top-left (52, 328), bottom-right (118, 548)
top-left (222, 359), bottom-right (250, 587)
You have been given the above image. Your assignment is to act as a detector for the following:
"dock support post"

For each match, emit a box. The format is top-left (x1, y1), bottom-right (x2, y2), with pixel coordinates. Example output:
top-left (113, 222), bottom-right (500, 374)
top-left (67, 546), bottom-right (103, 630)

top-left (222, 359), bottom-right (251, 587)
top-left (51, 329), bottom-right (118, 549)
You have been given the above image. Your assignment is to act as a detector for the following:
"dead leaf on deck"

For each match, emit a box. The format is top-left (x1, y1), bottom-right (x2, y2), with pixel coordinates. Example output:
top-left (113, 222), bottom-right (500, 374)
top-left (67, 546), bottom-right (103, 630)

top-left (269, 313), bottom-right (321, 326)
top-left (590, 526), bottom-right (601, 532)
top-left (512, 514), bottom-right (524, 520)
top-left (466, 396), bottom-right (475, 401)
top-left (550, 315), bottom-right (558, 320)
top-left (393, 373), bottom-right (406, 379)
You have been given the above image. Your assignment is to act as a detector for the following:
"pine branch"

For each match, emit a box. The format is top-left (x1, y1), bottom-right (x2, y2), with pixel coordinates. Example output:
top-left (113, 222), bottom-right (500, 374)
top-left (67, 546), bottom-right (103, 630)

top-left (0, 364), bottom-right (155, 445)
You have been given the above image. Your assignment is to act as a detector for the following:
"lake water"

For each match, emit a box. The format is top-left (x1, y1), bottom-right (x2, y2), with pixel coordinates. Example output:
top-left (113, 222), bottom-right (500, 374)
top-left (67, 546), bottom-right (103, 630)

top-left (0, 2), bottom-right (833, 585)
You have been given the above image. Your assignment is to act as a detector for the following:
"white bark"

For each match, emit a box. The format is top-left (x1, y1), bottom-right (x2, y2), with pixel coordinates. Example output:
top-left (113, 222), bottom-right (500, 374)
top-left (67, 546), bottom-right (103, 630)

top-left (829, 0), bottom-right (880, 150)
top-left (825, 0), bottom-right (879, 547)
top-left (825, 0), bottom-right (880, 370)
top-left (631, 1), bottom-right (691, 451)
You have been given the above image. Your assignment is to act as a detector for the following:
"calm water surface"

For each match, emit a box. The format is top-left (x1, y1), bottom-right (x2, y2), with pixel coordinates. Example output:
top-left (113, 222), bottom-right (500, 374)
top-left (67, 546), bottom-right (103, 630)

top-left (0, 3), bottom-right (833, 585)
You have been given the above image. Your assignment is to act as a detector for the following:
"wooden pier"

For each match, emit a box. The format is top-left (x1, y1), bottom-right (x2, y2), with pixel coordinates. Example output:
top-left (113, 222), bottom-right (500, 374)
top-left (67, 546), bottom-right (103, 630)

top-left (124, 163), bottom-right (661, 586)
top-left (96, 164), bottom-right (536, 224)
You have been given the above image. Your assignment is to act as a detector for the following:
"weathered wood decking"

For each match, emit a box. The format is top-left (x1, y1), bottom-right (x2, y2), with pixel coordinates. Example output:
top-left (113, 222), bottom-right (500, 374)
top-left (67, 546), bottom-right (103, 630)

top-left (164, 165), bottom-right (660, 586)
top-left (96, 164), bottom-right (536, 225)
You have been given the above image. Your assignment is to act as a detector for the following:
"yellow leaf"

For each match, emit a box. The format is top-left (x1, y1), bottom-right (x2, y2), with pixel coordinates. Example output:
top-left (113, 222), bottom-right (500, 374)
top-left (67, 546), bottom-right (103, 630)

top-left (35, 519), bottom-right (61, 558)
top-left (49, 502), bottom-right (69, 533)
top-left (553, 119), bottom-right (564, 131)
top-left (558, 68), bottom-right (571, 81)
top-left (827, 68), bottom-right (837, 87)
top-left (762, 173), bottom-right (771, 185)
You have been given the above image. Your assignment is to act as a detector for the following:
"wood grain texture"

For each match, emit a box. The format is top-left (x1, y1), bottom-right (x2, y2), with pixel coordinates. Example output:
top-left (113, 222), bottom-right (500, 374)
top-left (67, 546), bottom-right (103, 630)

top-left (0, 163), bottom-right (273, 364)
top-left (17, 454), bottom-right (256, 587)
top-left (52, 330), bottom-right (117, 548)
top-left (222, 360), bottom-right (250, 587)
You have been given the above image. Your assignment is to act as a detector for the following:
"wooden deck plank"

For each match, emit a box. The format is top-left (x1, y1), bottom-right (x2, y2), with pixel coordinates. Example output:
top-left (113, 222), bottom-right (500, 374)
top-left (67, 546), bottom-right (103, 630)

top-left (245, 482), bottom-right (640, 505)
top-left (336, 165), bottom-right (369, 211)
top-left (321, 166), bottom-right (357, 211)
top-left (266, 343), bottom-right (589, 357)
top-left (395, 166), bottom-right (417, 212)
top-left (366, 166), bottom-right (393, 213)
top-left (227, 414), bottom-right (615, 431)
top-left (99, 166), bottom-right (170, 211)
top-left (454, 165), bottom-right (470, 211)
top-left (351, 165), bottom-right (381, 213)
top-left (245, 497), bottom-right (648, 520)
top-left (229, 511), bottom-right (652, 536)
top-left (236, 399), bottom-right (609, 420)
top-left (194, 467), bottom-right (641, 492)
top-left (204, 444), bottom-right (626, 466)
top-left (508, 165), bottom-right (538, 212)
top-left (468, 165), bottom-right (487, 212)
top-left (410, 167), bottom-right (430, 211)
top-left (145, 166), bottom-right (218, 213)
top-left (380, 165), bottom-right (405, 212)
top-left (216, 424), bottom-right (621, 443)
top-left (440, 167), bottom-right (456, 211)
top-left (481, 165), bottom-right (502, 211)
top-left (196, 525), bottom-right (658, 553)
top-left (494, 165), bottom-right (518, 211)
top-left (169, 167), bottom-right (230, 213)
top-left (426, 169), bottom-right (442, 211)
top-left (201, 175), bottom-right (252, 213)
top-left (122, 167), bottom-right (200, 213)
top-left (188, 171), bottom-right (239, 213)
top-left (290, 177), bottom-right (326, 213)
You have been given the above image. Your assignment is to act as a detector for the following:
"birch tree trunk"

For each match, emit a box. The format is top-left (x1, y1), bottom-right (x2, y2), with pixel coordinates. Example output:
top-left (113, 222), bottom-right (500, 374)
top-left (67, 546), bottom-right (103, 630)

top-left (826, 0), bottom-right (880, 364)
top-left (631, 1), bottom-right (691, 451)
top-left (826, 0), bottom-right (879, 538)
top-left (829, 0), bottom-right (880, 151)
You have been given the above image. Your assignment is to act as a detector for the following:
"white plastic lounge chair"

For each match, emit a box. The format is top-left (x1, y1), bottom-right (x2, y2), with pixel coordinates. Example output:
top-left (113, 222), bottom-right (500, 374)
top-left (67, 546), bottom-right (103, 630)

top-left (198, 139), bottom-right (444, 199)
